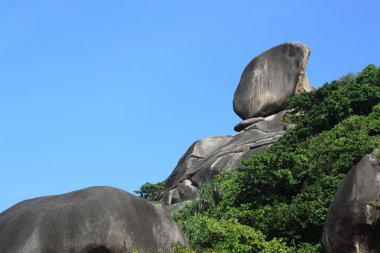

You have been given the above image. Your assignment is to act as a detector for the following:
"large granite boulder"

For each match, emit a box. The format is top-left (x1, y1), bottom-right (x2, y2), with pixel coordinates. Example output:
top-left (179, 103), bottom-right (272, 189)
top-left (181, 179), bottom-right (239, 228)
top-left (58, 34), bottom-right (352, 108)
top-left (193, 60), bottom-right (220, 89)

top-left (322, 152), bottom-right (380, 253)
top-left (160, 112), bottom-right (294, 209)
top-left (0, 186), bottom-right (187, 253)
top-left (233, 42), bottom-right (313, 119)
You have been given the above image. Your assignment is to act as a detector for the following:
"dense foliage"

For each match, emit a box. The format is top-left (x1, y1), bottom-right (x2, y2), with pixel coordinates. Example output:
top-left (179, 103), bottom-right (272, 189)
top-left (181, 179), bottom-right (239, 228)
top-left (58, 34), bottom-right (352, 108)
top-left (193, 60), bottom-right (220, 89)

top-left (134, 181), bottom-right (164, 202)
top-left (173, 65), bottom-right (380, 252)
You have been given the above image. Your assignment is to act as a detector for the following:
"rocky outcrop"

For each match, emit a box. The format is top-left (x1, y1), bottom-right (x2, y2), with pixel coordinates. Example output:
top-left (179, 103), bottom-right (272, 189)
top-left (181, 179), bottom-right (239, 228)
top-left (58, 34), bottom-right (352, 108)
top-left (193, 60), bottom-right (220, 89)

top-left (159, 43), bottom-right (313, 208)
top-left (0, 186), bottom-right (187, 253)
top-left (322, 152), bottom-right (380, 253)
top-left (233, 42), bottom-right (313, 119)
top-left (0, 42), bottom-right (315, 252)
top-left (160, 111), bottom-right (294, 208)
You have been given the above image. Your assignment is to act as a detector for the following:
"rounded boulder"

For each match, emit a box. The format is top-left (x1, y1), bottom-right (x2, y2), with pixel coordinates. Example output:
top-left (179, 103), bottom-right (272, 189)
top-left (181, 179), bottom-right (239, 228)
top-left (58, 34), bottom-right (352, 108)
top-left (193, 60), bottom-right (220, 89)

top-left (233, 42), bottom-right (313, 119)
top-left (0, 186), bottom-right (188, 253)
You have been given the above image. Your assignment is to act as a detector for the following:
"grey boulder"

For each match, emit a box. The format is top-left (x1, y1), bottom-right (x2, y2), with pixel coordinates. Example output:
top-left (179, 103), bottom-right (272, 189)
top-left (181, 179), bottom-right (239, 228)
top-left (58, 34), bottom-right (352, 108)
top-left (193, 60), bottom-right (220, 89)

top-left (322, 152), bottom-right (380, 253)
top-left (233, 42), bottom-right (313, 119)
top-left (160, 118), bottom-right (292, 208)
top-left (0, 186), bottom-right (187, 253)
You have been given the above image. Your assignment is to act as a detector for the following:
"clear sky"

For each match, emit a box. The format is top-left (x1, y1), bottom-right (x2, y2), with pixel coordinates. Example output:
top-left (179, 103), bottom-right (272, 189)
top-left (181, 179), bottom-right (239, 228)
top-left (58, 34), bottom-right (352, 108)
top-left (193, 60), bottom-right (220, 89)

top-left (1, 0), bottom-right (379, 212)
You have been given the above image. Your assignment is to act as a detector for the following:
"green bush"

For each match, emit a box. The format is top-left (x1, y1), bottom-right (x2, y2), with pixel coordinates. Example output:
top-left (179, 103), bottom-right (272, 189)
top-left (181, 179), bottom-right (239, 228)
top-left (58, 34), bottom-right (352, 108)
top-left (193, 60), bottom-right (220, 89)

top-left (134, 181), bottom-right (164, 202)
top-left (175, 214), bottom-right (294, 253)
top-left (279, 64), bottom-right (380, 150)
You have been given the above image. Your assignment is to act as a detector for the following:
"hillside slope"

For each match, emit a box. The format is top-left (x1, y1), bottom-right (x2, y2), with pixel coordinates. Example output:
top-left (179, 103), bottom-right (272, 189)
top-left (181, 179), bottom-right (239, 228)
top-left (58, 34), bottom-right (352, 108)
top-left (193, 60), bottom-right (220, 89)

top-left (172, 64), bottom-right (380, 252)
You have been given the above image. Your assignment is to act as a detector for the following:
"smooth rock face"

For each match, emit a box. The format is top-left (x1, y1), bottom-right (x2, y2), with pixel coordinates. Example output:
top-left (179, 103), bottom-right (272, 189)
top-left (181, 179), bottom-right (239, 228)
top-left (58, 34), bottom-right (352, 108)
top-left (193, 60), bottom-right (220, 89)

top-left (0, 186), bottom-right (187, 253)
top-left (322, 153), bottom-right (380, 253)
top-left (233, 42), bottom-right (313, 119)
top-left (160, 118), bottom-right (292, 207)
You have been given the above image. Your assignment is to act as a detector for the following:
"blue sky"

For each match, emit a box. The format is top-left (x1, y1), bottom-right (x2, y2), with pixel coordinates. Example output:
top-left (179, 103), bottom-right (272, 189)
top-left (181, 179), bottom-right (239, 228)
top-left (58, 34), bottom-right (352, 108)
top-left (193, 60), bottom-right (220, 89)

top-left (1, 0), bottom-right (379, 212)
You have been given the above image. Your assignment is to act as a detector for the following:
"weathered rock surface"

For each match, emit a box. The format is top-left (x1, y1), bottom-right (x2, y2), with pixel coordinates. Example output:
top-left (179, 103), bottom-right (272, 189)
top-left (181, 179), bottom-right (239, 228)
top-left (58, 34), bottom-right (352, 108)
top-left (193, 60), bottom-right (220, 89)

top-left (322, 152), bottom-right (380, 253)
top-left (0, 186), bottom-right (187, 253)
top-left (233, 42), bottom-right (313, 119)
top-left (234, 110), bottom-right (289, 132)
top-left (160, 43), bottom-right (313, 209)
top-left (234, 117), bottom-right (264, 132)
top-left (160, 117), bottom-right (293, 208)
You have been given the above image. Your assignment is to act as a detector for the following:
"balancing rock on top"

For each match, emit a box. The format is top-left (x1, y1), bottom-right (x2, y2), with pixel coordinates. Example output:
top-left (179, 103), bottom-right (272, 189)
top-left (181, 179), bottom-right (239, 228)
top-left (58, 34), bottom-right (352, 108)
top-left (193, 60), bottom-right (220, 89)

top-left (233, 42), bottom-right (313, 119)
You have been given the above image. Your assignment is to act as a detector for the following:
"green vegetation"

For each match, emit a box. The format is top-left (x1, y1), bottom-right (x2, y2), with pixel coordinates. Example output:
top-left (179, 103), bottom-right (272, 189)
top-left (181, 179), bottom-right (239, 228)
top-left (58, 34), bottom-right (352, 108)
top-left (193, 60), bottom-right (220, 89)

top-left (134, 181), bottom-right (164, 202)
top-left (173, 65), bottom-right (380, 252)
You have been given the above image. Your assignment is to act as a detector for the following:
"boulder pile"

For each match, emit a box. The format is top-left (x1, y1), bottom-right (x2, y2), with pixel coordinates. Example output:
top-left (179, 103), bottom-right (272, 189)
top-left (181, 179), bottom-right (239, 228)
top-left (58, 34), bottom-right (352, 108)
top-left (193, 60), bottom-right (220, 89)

top-left (160, 111), bottom-right (295, 209)
top-left (0, 42), bottom-right (314, 252)
top-left (160, 42), bottom-right (311, 209)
